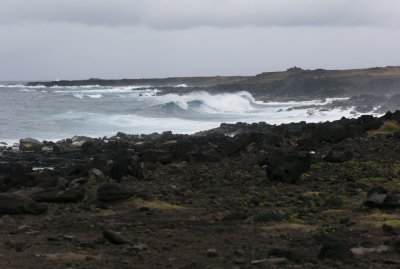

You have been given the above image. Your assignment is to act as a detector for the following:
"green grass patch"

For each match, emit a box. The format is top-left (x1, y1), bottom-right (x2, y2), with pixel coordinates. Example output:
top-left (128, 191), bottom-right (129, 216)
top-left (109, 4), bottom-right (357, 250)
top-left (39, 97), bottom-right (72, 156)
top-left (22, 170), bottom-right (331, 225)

top-left (385, 220), bottom-right (400, 227)
top-left (146, 200), bottom-right (183, 210)
top-left (287, 213), bottom-right (305, 224)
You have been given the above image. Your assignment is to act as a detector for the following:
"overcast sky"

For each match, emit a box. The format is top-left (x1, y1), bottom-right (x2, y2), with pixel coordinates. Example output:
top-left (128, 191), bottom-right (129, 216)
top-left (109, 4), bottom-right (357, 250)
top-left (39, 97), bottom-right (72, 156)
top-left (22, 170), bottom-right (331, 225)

top-left (0, 0), bottom-right (400, 81)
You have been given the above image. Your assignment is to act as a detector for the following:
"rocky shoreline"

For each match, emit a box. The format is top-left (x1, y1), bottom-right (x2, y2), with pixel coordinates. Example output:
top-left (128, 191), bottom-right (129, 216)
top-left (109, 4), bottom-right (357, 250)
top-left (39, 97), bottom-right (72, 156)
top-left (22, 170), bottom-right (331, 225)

top-left (2, 112), bottom-right (400, 267)
top-left (25, 66), bottom-right (400, 115)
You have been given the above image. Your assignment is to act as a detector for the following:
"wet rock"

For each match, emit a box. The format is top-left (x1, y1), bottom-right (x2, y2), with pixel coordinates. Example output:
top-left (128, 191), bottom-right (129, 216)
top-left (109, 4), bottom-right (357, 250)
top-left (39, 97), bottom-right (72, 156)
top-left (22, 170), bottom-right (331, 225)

top-left (358, 115), bottom-right (382, 131)
top-left (86, 154), bottom-right (110, 174)
top-left (141, 149), bottom-right (173, 164)
top-left (351, 245), bottom-right (391, 255)
top-left (324, 150), bottom-right (353, 163)
top-left (228, 132), bottom-right (265, 154)
top-left (189, 152), bottom-right (223, 163)
top-left (32, 188), bottom-right (85, 203)
top-left (88, 168), bottom-right (106, 182)
top-left (323, 196), bottom-right (343, 209)
top-left (183, 189), bottom-right (193, 197)
top-left (111, 150), bottom-right (136, 181)
top-left (392, 239), bottom-right (400, 253)
top-left (364, 187), bottom-right (399, 208)
top-left (251, 258), bottom-right (287, 265)
top-left (268, 248), bottom-right (300, 263)
top-left (306, 123), bottom-right (363, 143)
top-left (222, 211), bottom-right (248, 222)
top-left (81, 139), bottom-right (103, 154)
top-left (134, 162), bottom-right (151, 180)
top-left (103, 229), bottom-right (127, 244)
top-left (383, 224), bottom-right (397, 236)
top-left (318, 239), bottom-right (353, 261)
top-left (131, 243), bottom-right (148, 252)
top-left (245, 209), bottom-right (284, 223)
top-left (33, 171), bottom-right (58, 188)
top-left (97, 183), bottom-right (132, 202)
top-left (1, 164), bottom-right (33, 190)
top-left (266, 150), bottom-right (312, 183)
top-left (206, 248), bottom-right (217, 257)
top-left (0, 193), bottom-right (47, 214)
top-left (19, 138), bottom-right (43, 151)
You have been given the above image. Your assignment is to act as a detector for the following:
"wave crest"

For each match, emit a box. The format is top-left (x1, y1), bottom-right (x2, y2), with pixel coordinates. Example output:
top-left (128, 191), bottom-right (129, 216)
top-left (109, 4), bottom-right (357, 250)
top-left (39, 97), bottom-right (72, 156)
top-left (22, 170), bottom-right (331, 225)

top-left (160, 91), bottom-right (257, 113)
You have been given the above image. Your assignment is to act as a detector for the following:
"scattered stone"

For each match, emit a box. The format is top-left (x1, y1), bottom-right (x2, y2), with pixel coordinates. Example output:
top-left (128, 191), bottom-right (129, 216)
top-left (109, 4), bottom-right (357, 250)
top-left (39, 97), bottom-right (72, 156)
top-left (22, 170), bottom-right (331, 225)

top-left (268, 248), bottom-right (299, 263)
top-left (183, 189), bottom-right (193, 197)
top-left (383, 224), bottom-right (397, 236)
top-left (233, 257), bottom-right (246, 264)
top-left (103, 229), bottom-right (127, 244)
top-left (323, 196), bottom-right (343, 209)
top-left (351, 245), bottom-right (391, 255)
top-left (222, 211), bottom-right (248, 222)
top-left (131, 243), bottom-right (148, 252)
top-left (318, 240), bottom-right (354, 261)
top-left (0, 193), bottom-right (47, 215)
top-left (324, 150), bottom-right (353, 163)
top-left (88, 168), bottom-right (106, 182)
top-left (206, 248), bottom-right (217, 257)
top-left (245, 209), bottom-right (284, 223)
top-left (32, 188), bottom-right (85, 203)
top-left (251, 258), bottom-right (287, 265)
top-left (86, 154), bottom-right (110, 174)
top-left (364, 187), bottom-right (399, 208)
top-left (97, 183), bottom-right (132, 202)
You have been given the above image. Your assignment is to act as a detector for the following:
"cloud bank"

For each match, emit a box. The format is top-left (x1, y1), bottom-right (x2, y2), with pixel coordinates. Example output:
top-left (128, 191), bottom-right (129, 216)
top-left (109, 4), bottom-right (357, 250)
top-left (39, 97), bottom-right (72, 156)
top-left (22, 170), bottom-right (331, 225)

top-left (0, 0), bottom-right (399, 29)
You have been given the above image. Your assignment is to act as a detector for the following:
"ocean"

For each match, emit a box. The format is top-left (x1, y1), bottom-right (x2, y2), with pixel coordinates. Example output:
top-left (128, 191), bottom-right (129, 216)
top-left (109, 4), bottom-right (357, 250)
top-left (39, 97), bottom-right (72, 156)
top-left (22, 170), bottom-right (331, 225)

top-left (0, 83), bottom-right (371, 145)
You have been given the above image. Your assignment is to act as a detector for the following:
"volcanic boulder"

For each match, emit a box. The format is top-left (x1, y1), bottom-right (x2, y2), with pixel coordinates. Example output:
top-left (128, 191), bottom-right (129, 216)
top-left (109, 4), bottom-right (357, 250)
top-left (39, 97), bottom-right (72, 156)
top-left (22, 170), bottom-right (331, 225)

top-left (19, 138), bottom-right (43, 151)
top-left (266, 150), bottom-right (312, 183)
top-left (0, 193), bottom-right (48, 214)
top-left (364, 187), bottom-right (399, 208)
top-left (324, 150), bottom-right (353, 163)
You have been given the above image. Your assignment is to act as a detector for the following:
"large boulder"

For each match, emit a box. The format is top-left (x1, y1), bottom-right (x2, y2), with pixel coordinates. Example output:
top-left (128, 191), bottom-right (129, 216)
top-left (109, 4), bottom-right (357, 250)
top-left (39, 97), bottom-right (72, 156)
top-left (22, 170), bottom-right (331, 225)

top-left (19, 138), bottom-right (43, 151)
top-left (31, 188), bottom-right (85, 203)
top-left (324, 150), bottom-right (353, 163)
top-left (71, 136), bottom-right (93, 148)
top-left (364, 187), bottom-right (399, 209)
top-left (97, 183), bottom-right (133, 202)
top-left (316, 232), bottom-right (354, 261)
top-left (0, 193), bottom-right (47, 214)
top-left (308, 123), bottom-right (365, 143)
top-left (140, 149), bottom-right (174, 164)
top-left (318, 240), bottom-right (354, 261)
top-left (86, 154), bottom-right (110, 174)
top-left (358, 115), bottom-right (382, 131)
top-left (0, 164), bottom-right (33, 191)
top-left (266, 150), bottom-right (312, 183)
top-left (245, 209), bottom-right (284, 223)
top-left (111, 150), bottom-right (137, 181)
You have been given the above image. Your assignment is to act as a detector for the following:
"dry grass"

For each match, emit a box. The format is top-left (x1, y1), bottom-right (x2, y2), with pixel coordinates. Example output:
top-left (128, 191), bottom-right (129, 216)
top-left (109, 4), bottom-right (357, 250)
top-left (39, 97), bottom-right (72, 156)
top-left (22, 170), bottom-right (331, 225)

top-left (368, 120), bottom-right (400, 136)
top-left (360, 212), bottom-right (400, 227)
top-left (43, 252), bottom-right (100, 261)
top-left (261, 223), bottom-right (317, 233)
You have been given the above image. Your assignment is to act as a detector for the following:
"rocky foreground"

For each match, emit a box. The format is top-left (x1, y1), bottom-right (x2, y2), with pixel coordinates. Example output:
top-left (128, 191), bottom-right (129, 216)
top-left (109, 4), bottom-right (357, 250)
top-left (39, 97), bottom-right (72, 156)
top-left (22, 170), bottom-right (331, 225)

top-left (2, 112), bottom-right (400, 268)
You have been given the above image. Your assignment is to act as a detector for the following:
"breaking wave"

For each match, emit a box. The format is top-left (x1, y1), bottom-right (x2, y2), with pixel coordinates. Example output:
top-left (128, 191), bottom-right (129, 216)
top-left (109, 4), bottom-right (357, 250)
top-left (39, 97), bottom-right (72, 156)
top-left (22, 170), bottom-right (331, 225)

top-left (159, 91), bottom-right (258, 114)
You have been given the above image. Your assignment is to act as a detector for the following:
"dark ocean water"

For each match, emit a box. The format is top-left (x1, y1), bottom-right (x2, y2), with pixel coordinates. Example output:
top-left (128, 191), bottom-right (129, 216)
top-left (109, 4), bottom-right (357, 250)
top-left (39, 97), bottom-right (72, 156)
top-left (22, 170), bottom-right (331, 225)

top-left (0, 82), bottom-right (364, 144)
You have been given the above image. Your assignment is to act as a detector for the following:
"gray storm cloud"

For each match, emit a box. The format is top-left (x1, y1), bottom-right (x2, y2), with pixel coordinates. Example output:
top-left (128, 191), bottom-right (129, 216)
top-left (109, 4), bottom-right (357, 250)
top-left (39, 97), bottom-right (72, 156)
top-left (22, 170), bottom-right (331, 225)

top-left (0, 0), bottom-right (399, 29)
top-left (0, 0), bottom-right (400, 81)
